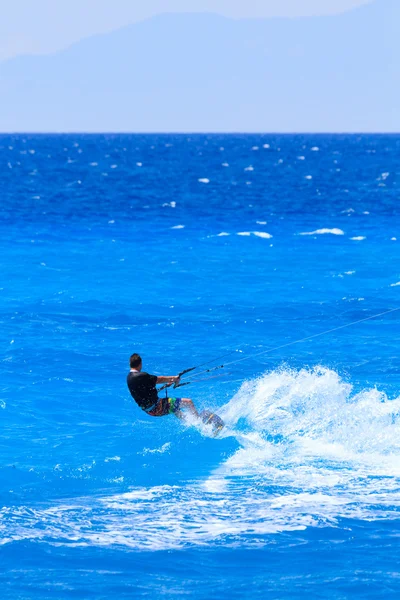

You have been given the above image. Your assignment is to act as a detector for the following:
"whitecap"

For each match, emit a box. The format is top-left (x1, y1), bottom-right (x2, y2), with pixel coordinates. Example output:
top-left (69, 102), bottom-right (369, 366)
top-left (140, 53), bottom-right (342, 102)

top-left (237, 232), bottom-right (251, 236)
top-left (141, 443), bottom-right (171, 455)
top-left (252, 146), bottom-right (259, 151)
top-left (263, 144), bottom-right (270, 149)
top-left (222, 163), bottom-right (229, 167)
top-left (311, 146), bottom-right (319, 151)
top-left (136, 162), bottom-right (143, 167)
top-left (256, 221), bottom-right (267, 225)
top-left (162, 201), bottom-right (176, 208)
top-left (171, 225), bottom-right (185, 229)
top-left (90, 162), bottom-right (98, 167)
top-left (217, 232), bottom-right (230, 236)
top-left (253, 232), bottom-right (273, 239)
top-left (298, 156), bottom-right (305, 160)
top-left (110, 165), bottom-right (118, 169)
top-left (305, 175), bottom-right (313, 180)
top-left (391, 237), bottom-right (397, 241)
top-left (300, 229), bottom-right (344, 236)
top-left (244, 166), bottom-right (254, 172)
top-left (198, 178), bottom-right (210, 183)
top-left (350, 236), bottom-right (366, 241)
top-left (390, 282), bottom-right (400, 287)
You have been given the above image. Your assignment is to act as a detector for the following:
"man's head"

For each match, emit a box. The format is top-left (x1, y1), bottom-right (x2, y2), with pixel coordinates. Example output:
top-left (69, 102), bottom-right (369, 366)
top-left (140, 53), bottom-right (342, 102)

top-left (130, 353), bottom-right (142, 370)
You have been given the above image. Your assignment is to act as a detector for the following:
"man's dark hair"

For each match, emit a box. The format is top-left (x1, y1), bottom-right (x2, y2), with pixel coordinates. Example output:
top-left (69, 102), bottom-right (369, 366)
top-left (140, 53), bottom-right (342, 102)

top-left (130, 353), bottom-right (142, 369)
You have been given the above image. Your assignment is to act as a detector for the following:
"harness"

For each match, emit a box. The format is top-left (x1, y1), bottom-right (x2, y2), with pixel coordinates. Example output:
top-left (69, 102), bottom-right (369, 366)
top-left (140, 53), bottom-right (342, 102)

top-left (143, 383), bottom-right (169, 414)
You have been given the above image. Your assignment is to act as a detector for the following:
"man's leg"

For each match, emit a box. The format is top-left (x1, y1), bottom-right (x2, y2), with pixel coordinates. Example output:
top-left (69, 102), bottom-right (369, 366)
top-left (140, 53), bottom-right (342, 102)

top-left (175, 398), bottom-right (198, 419)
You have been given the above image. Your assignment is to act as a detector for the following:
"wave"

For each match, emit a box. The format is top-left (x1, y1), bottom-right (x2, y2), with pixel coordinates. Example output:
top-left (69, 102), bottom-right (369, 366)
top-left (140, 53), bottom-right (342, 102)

top-left (2, 368), bottom-right (399, 551)
top-left (300, 228), bottom-right (344, 236)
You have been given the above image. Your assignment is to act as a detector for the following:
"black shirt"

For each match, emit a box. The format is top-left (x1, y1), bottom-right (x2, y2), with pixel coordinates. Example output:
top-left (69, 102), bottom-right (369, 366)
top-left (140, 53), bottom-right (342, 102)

top-left (127, 371), bottom-right (159, 410)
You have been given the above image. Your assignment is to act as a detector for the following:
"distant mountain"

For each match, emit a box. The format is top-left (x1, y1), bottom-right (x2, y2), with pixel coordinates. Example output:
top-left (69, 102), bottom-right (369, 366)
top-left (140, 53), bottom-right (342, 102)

top-left (0, 0), bottom-right (398, 132)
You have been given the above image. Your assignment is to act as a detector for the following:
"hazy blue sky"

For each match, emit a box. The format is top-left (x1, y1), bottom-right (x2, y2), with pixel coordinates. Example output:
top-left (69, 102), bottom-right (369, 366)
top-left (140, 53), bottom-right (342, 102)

top-left (1, 0), bottom-right (372, 62)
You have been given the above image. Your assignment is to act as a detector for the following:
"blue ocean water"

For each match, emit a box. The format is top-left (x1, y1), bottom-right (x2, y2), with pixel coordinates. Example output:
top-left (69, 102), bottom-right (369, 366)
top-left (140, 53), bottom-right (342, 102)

top-left (1, 134), bottom-right (400, 598)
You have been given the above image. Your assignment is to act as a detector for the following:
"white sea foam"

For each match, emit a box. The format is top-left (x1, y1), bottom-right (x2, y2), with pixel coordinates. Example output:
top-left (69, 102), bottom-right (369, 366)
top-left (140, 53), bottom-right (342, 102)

top-left (300, 229), bottom-right (344, 236)
top-left (237, 231), bottom-right (273, 239)
top-left (253, 232), bottom-right (273, 239)
top-left (3, 368), bottom-right (400, 551)
top-left (141, 443), bottom-right (171, 455)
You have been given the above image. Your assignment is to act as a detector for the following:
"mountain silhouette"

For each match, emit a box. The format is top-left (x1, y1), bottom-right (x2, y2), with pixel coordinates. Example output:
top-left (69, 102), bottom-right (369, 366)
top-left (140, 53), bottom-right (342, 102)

top-left (0, 0), bottom-right (398, 132)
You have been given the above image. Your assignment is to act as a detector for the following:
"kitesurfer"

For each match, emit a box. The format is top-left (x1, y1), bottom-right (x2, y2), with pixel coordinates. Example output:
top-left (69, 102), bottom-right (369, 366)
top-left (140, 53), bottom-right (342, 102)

top-left (127, 353), bottom-right (199, 418)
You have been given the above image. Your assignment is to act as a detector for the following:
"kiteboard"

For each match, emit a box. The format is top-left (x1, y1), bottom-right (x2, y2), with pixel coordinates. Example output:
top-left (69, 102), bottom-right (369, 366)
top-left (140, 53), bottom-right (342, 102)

top-left (199, 410), bottom-right (225, 437)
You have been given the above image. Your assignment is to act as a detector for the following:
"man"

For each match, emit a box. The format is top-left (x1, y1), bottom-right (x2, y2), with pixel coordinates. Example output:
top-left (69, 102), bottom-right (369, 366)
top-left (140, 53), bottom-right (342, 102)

top-left (127, 353), bottom-right (199, 419)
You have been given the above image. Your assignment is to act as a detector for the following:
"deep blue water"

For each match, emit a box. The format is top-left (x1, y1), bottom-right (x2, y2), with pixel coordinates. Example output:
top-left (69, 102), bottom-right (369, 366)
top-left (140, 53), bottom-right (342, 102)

top-left (1, 134), bottom-right (400, 598)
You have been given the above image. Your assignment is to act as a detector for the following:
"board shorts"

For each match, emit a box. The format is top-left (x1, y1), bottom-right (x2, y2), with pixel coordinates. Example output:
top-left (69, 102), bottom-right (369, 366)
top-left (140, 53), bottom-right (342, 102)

top-left (146, 397), bottom-right (182, 417)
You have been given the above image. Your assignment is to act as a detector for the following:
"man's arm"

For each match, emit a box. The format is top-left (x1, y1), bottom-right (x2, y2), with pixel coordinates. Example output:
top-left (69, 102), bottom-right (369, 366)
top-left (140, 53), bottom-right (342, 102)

top-left (156, 376), bottom-right (180, 385)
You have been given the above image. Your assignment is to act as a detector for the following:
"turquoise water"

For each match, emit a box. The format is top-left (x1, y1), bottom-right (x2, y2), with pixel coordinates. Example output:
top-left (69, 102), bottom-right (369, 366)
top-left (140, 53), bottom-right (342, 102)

top-left (1, 134), bottom-right (400, 598)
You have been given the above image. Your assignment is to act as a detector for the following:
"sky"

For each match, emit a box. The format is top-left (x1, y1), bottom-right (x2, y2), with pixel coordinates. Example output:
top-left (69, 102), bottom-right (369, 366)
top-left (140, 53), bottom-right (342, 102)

top-left (1, 0), bottom-right (372, 62)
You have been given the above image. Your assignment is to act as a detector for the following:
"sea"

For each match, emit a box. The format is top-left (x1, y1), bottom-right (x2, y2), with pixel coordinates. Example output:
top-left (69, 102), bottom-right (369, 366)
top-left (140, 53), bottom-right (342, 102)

top-left (1, 134), bottom-right (399, 599)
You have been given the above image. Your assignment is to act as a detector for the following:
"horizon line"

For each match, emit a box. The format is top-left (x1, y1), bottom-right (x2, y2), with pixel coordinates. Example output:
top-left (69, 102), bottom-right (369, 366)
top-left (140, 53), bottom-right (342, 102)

top-left (0, 131), bottom-right (399, 136)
